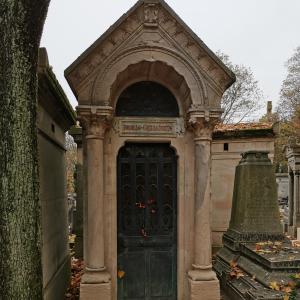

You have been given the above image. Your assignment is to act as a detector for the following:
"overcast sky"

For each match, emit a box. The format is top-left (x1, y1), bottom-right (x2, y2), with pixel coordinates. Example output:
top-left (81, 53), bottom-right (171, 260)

top-left (41, 0), bottom-right (300, 116)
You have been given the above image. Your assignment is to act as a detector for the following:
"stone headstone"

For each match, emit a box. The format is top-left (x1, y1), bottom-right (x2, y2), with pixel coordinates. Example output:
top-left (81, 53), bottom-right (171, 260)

top-left (225, 151), bottom-right (284, 251)
top-left (214, 151), bottom-right (300, 300)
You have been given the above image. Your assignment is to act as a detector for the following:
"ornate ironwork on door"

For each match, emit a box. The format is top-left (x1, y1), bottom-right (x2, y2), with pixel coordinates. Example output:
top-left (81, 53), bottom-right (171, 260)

top-left (117, 143), bottom-right (177, 300)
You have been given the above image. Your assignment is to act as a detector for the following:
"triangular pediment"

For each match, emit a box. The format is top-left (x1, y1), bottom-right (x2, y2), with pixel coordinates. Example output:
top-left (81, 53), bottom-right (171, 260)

top-left (65, 0), bottom-right (235, 99)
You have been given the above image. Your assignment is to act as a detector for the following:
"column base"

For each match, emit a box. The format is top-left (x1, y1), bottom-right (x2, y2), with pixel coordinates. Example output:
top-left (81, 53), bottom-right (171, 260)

top-left (188, 265), bottom-right (218, 281)
top-left (189, 278), bottom-right (220, 300)
top-left (80, 282), bottom-right (111, 300)
top-left (81, 268), bottom-right (111, 284)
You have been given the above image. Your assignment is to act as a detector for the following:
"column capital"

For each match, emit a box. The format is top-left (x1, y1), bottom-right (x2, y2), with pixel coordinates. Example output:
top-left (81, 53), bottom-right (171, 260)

top-left (77, 105), bottom-right (113, 139)
top-left (187, 106), bottom-right (221, 141)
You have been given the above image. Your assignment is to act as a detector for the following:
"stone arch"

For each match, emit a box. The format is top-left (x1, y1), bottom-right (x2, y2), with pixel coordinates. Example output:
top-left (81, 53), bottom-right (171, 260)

top-left (110, 60), bottom-right (189, 116)
top-left (91, 46), bottom-right (208, 113)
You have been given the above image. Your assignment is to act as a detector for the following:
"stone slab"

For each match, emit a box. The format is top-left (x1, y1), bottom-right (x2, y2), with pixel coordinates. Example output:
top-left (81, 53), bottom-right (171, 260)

top-left (215, 258), bottom-right (286, 300)
top-left (189, 278), bottom-right (220, 300)
top-left (80, 283), bottom-right (111, 300)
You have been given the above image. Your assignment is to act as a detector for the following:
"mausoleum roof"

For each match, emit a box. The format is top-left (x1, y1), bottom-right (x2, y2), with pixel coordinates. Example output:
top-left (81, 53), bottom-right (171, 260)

top-left (65, 0), bottom-right (235, 103)
top-left (213, 122), bottom-right (276, 139)
top-left (38, 48), bottom-right (76, 130)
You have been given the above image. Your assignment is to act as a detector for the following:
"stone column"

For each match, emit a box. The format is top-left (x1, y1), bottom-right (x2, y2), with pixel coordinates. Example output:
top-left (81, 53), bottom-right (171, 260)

top-left (294, 171), bottom-right (300, 229)
top-left (288, 167), bottom-right (294, 227)
top-left (187, 108), bottom-right (220, 300)
top-left (78, 105), bottom-right (113, 300)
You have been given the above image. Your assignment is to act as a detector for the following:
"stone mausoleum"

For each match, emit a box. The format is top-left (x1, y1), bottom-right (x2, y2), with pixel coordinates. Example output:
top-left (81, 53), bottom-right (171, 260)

top-left (65, 0), bottom-right (237, 299)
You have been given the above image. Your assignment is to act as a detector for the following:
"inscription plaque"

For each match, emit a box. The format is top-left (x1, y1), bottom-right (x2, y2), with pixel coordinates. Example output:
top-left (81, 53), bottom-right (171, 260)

top-left (114, 118), bottom-right (185, 137)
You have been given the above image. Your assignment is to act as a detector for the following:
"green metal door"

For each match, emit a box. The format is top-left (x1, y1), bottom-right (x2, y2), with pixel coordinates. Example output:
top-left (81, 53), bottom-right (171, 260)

top-left (117, 143), bottom-right (177, 300)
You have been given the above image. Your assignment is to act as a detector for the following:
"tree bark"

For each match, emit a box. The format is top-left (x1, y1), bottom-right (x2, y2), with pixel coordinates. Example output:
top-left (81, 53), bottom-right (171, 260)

top-left (0, 1), bottom-right (50, 299)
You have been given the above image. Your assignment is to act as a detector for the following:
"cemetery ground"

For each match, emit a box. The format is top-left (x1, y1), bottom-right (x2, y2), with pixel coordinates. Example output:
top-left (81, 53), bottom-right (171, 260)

top-left (65, 235), bottom-right (300, 299)
top-left (65, 235), bottom-right (83, 300)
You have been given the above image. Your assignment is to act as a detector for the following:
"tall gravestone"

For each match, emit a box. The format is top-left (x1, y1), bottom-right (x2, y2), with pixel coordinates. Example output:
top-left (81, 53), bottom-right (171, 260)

top-left (215, 151), bottom-right (300, 300)
top-left (224, 151), bottom-right (283, 249)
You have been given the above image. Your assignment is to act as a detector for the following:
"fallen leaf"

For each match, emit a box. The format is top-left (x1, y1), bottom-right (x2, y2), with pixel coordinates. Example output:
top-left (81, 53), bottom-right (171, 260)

top-left (230, 260), bottom-right (237, 268)
top-left (269, 281), bottom-right (280, 291)
top-left (282, 286), bottom-right (292, 293)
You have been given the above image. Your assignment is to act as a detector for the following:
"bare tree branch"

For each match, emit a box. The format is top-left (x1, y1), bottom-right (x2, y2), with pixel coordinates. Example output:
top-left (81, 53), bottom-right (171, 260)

top-left (217, 51), bottom-right (264, 124)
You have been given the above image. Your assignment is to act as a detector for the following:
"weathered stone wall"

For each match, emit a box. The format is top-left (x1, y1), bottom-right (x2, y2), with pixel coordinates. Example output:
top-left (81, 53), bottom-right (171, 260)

top-left (38, 105), bottom-right (70, 300)
top-left (276, 173), bottom-right (288, 201)
top-left (211, 137), bottom-right (275, 251)
top-left (37, 48), bottom-right (76, 300)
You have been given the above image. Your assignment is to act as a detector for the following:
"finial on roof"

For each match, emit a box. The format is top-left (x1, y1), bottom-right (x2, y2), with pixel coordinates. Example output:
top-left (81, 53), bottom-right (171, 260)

top-left (267, 101), bottom-right (273, 122)
top-left (267, 101), bottom-right (272, 114)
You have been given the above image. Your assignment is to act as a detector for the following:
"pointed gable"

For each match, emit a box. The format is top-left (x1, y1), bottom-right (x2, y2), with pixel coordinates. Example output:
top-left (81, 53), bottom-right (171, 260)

top-left (65, 0), bottom-right (235, 107)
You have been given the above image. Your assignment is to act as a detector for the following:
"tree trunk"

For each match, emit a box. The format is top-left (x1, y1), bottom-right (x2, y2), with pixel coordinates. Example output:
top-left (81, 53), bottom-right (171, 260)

top-left (0, 1), bottom-right (50, 299)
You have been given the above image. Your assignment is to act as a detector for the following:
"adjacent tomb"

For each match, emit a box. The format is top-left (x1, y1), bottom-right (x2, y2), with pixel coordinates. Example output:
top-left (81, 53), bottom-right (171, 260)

top-left (215, 151), bottom-right (300, 300)
top-left (285, 140), bottom-right (300, 238)
top-left (211, 123), bottom-right (276, 251)
top-left (38, 48), bottom-right (76, 300)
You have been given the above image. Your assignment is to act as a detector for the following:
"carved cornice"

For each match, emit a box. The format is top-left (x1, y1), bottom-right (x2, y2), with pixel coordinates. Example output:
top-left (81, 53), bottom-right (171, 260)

top-left (67, 10), bottom-right (143, 90)
top-left (187, 105), bottom-right (222, 141)
top-left (76, 105), bottom-right (113, 139)
top-left (66, 1), bottom-right (235, 98)
top-left (158, 8), bottom-right (234, 91)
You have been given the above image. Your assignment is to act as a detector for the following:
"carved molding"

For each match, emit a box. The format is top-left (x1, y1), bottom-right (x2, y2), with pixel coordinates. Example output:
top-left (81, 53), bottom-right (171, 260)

top-left (68, 2), bottom-right (233, 99)
top-left (144, 3), bottom-right (159, 27)
top-left (91, 45), bottom-right (207, 108)
top-left (158, 9), bottom-right (232, 91)
top-left (69, 11), bottom-right (142, 88)
top-left (77, 105), bottom-right (113, 139)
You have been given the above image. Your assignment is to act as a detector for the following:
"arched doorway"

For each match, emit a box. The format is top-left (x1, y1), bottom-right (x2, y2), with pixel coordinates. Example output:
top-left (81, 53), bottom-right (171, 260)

top-left (117, 143), bottom-right (177, 300)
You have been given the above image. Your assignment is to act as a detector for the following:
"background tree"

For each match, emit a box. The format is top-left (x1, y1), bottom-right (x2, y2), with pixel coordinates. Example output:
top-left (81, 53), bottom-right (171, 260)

top-left (277, 47), bottom-right (300, 121)
top-left (0, 1), bottom-right (50, 299)
top-left (269, 46), bottom-right (300, 172)
top-left (217, 52), bottom-right (264, 124)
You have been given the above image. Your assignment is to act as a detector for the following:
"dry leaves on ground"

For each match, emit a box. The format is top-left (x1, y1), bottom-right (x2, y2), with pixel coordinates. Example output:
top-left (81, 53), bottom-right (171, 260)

top-left (229, 260), bottom-right (244, 279)
top-left (269, 280), bottom-right (296, 300)
top-left (65, 258), bottom-right (84, 300)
